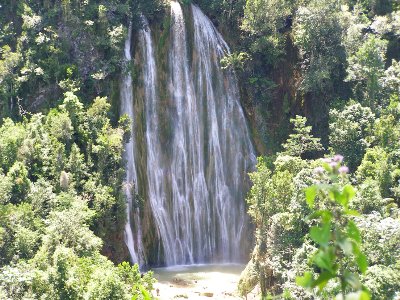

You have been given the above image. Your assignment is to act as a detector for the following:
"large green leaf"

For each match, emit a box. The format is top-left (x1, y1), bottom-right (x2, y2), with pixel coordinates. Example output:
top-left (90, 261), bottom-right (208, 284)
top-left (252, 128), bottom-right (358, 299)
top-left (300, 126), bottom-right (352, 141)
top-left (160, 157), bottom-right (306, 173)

top-left (310, 223), bottom-right (331, 246)
top-left (347, 220), bottom-right (361, 243)
top-left (305, 185), bottom-right (318, 208)
top-left (356, 253), bottom-right (368, 274)
top-left (307, 210), bottom-right (332, 222)
top-left (313, 249), bottom-right (335, 273)
top-left (342, 185), bottom-right (356, 208)
top-left (312, 271), bottom-right (335, 290)
top-left (296, 271), bottom-right (314, 288)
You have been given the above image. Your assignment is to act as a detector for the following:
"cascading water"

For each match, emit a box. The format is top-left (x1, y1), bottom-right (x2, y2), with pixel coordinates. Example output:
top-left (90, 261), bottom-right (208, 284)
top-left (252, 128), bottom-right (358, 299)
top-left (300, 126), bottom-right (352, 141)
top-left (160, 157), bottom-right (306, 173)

top-left (121, 23), bottom-right (145, 266)
top-left (191, 4), bottom-right (255, 261)
top-left (123, 2), bottom-right (255, 267)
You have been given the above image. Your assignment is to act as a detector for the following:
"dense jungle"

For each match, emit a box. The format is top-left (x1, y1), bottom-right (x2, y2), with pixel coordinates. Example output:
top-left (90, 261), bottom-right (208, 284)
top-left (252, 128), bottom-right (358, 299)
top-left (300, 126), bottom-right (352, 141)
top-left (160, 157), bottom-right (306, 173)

top-left (0, 0), bottom-right (400, 299)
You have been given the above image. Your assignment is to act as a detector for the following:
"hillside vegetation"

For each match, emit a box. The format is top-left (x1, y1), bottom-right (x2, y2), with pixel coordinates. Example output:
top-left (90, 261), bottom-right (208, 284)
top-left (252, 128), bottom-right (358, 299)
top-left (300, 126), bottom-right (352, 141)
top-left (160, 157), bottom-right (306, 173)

top-left (1, 0), bottom-right (400, 299)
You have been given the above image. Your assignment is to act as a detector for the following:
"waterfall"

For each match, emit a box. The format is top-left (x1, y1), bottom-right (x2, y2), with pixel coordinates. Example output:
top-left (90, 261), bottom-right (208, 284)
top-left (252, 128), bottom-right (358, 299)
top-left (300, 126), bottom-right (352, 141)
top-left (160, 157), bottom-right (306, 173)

top-left (123, 2), bottom-right (255, 267)
top-left (139, 16), bottom-right (169, 266)
top-left (121, 23), bottom-right (143, 266)
top-left (191, 4), bottom-right (255, 261)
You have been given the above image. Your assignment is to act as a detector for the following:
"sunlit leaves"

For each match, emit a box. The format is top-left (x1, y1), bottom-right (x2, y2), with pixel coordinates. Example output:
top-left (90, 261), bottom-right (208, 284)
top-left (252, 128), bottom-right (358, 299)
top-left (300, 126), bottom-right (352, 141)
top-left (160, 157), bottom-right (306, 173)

top-left (314, 247), bottom-right (336, 273)
top-left (305, 185), bottom-right (317, 208)
top-left (293, 0), bottom-right (346, 94)
top-left (310, 223), bottom-right (331, 247)
top-left (357, 253), bottom-right (368, 274)
top-left (296, 271), bottom-right (313, 288)
top-left (329, 103), bottom-right (375, 171)
top-left (345, 35), bottom-right (388, 106)
top-left (297, 158), bottom-right (370, 299)
top-left (0, 91), bottom-right (148, 299)
top-left (282, 116), bottom-right (324, 157)
top-left (221, 52), bottom-right (251, 71)
top-left (338, 238), bottom-right (353, 256)
top-left (347, 220), bottom-right (361, 243)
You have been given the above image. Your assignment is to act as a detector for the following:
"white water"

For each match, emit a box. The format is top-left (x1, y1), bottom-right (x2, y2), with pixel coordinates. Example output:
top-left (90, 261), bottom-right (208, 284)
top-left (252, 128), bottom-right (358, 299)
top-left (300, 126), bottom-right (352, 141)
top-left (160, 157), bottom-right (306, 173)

top-left (191, 4), bottom-right (256, 261)
top-left (156, 2), bottom-right (255, 265)
top-left (121, 23), bottom-right (142, 266)
top-left (123, 3), bottom-right (255, 267)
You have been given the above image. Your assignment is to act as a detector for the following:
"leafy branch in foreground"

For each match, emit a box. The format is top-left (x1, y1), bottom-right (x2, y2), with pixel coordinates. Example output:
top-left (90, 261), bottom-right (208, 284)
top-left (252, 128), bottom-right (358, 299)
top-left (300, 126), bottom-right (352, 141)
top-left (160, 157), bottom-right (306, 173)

top-left (297, 155), bottom-right (370, 300)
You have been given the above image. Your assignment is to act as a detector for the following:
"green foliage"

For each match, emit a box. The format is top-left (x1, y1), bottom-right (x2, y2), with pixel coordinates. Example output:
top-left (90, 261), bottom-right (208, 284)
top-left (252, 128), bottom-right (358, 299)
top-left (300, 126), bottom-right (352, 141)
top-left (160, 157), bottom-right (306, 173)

top-left (293, 0), bottom-right (346, 95)
top-left (356, 213), bottom-right (400, 298)
top-left (345, 35), bottom-right (388, 107)
top-left (381, 59), bottom-right (400, 96)
top-left (0, 45), bottom-right (21, 116)
top-left (0, 202), bottom-right (42, 265)
top-left (373, 99), bottom-right (400, 149)
top-left (241, 117), bottom-right (322, 298)
top-left (242, 0), bottom-right (294, 34)
top-left (238, 0), bottom-right (400, 154)
top-left (0, 119), bottom-right (26, 171)
top-left (298, 158), bottom-right (370, 299)
top-left (242, 113), bottom-right (400, 299)
top-left (282, 115), bottom-right (323, 157)
top-left (0, 92), bottom-right (154, 299)
top-left (2, 1), bottom-right (400, 299)
top-left (7, 162), bottom-right (32, 204)
top-left (221, 52), bottom-right (251, 71)
top-left (195, 0), bottom-right (246, 29)
top-left (363, 264), bottom-right (400, 299)
top-left (351, 178), bottom-right (384, 214)
top-left (0, 0), bottom-right (168, 118)
top-left (356, 147), bottom-right (392, 197)
top-left (241, 0), bottom-right (293, 69)
top-left (329, 103), bottom-right (375, 171)
top-left (358, 213), bottom-right (400, 266)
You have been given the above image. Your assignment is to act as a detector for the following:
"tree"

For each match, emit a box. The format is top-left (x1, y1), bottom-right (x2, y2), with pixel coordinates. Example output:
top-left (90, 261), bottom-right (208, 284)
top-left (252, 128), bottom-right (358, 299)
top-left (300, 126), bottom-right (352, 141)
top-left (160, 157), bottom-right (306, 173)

top-left (282, 115), bottom-right (323, 157)
top-left (345, 35), bottom-right (388, 108)
top-left (0, 89), bottom-right (150, 299)
top-left (242, 0), bottom-right (295, 35)
top-left (329, 103), bottom-right (375, 171)
top-left (293, 0), bottom-right (346, 95)
top-left (240, 117), bottom-right (322, 298)
top-left (380, 59), bottom-right (400, 97)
